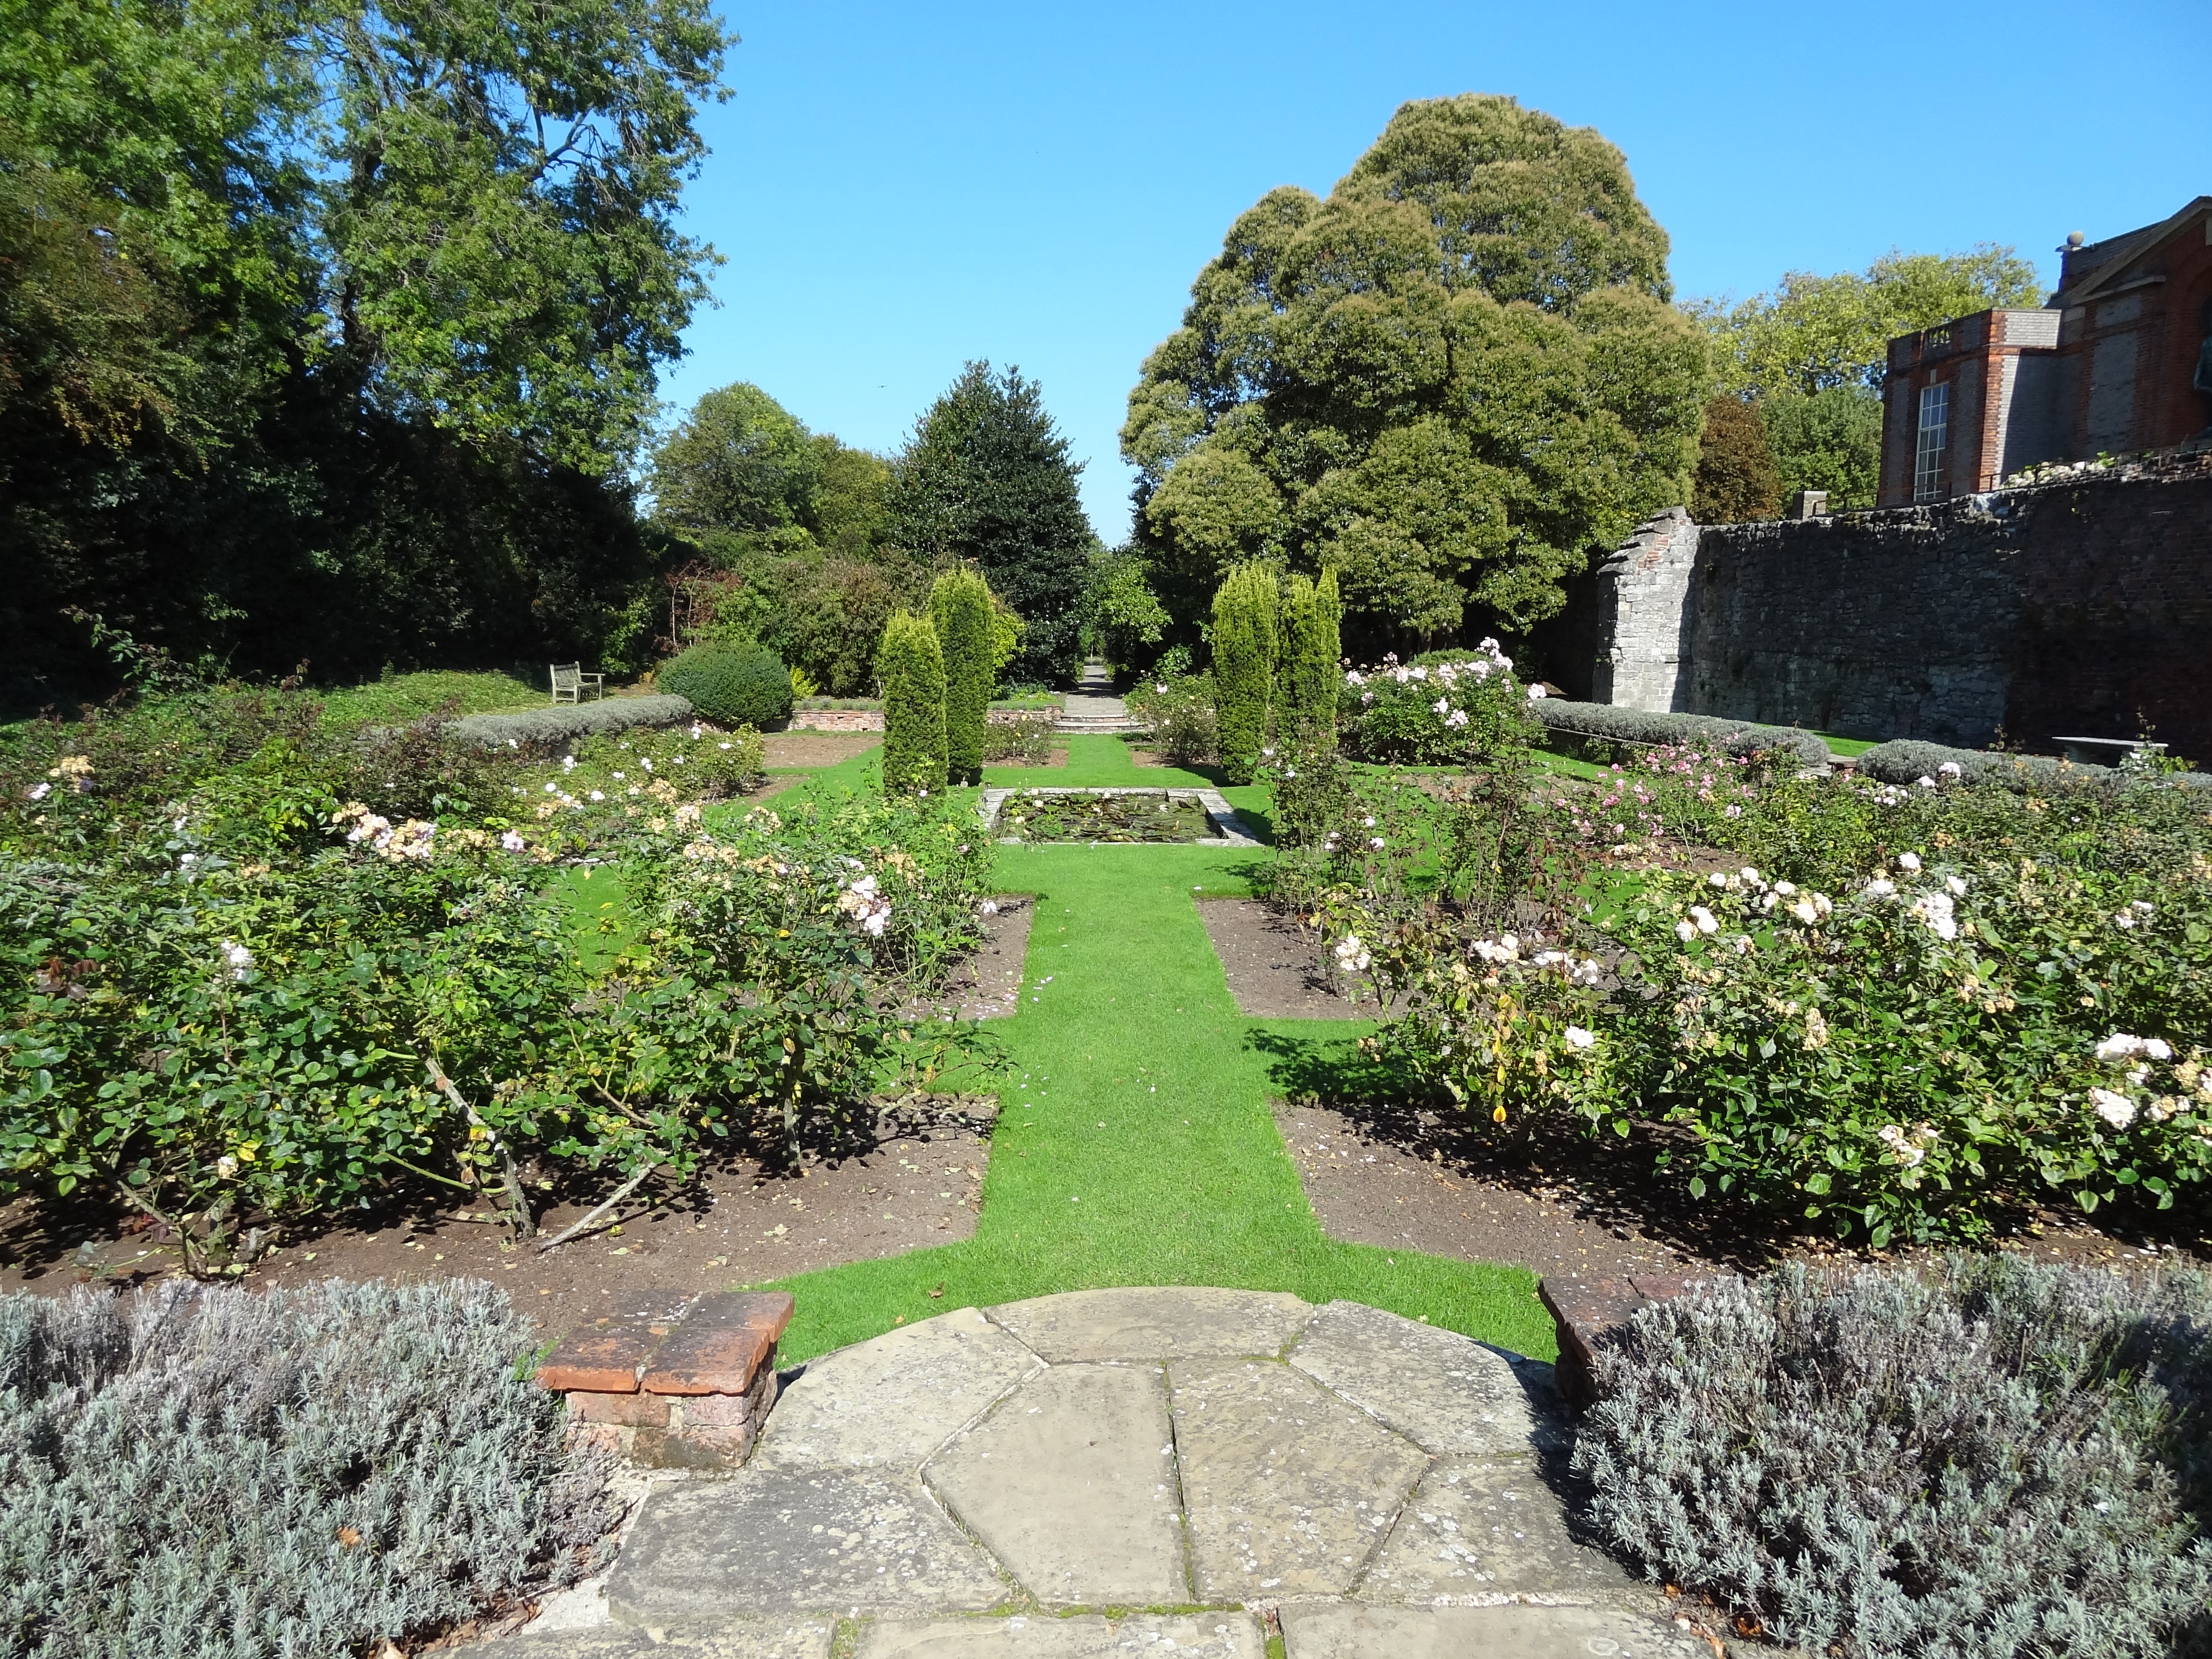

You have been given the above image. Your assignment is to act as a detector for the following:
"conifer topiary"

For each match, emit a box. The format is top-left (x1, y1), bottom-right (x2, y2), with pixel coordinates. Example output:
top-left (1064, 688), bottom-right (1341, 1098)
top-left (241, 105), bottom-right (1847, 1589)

top-left (1212, 561), bottom-right (1279, 783)
top-left (929, 565), bottom-right (995, 786)
top-left (877, 610), bottom-right (948, 795)
top-left (1279, 569), bottom-right (1342, 745)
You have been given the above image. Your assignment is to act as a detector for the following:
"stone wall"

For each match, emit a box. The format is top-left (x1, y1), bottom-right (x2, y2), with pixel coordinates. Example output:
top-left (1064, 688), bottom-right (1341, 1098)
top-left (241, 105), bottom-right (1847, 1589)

top-left (1590, 453), bottom-right (2212, 759)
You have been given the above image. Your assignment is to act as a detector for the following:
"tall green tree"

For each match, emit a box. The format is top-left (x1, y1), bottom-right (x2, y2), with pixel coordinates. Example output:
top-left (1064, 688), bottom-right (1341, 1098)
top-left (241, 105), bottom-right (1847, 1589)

top-left (1123, 95), bottom-right (1708, 658)
top-left (1759, 387), bottom-right (1885, 511)
top-left (1087, 551), bottom-right (1170, 673)
top-left (650, 385), bottom-right (825, 541)
top-left (929, 565), bottom-right (994, 786)
top-left (887, 362), bottom-right (1094, 685)
top-left (1212, 562), bottom-right (1279, 784)
top-left (0, 0), bottom-right (730, 696)
top-left (877, 610), bottom-right (947, 796)
top-left (1695, 246), bottom-right (2045, 398)
top-left (1278, 569), bottom-right (1341, 744)
top-left (1692, 396), bottom-right (1783, 523)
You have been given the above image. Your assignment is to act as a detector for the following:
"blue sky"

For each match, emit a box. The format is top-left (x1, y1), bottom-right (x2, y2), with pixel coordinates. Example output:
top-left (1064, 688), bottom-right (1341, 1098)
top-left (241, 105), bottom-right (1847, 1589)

top-left (658, 0), bottom-right (2211, 541)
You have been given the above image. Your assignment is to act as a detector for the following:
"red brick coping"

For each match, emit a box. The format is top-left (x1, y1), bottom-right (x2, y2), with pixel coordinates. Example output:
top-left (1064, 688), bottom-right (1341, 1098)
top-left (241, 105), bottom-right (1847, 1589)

top-left (1537, 1274), bottom-right (1688, 1413)
top-left (536, 1290), bottom-right (794, 1468)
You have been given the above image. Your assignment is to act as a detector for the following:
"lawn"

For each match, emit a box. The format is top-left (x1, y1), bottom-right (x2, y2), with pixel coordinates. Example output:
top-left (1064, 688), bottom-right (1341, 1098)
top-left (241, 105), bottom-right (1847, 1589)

top-left (731, 735), bottom-right (1554, 1367)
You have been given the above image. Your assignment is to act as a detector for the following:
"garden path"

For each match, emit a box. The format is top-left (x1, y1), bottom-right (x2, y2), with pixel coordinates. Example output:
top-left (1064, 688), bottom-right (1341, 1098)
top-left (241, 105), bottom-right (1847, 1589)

top-left (1053, 660), bottom-right (1138, 734)
top-left (468, 1287), bottom-right (1719, 1658)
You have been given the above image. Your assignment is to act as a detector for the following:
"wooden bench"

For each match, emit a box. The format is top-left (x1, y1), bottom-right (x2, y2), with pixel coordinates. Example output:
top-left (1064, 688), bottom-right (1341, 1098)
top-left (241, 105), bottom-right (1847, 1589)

top-left (550, 662), bottom-right (604, 705)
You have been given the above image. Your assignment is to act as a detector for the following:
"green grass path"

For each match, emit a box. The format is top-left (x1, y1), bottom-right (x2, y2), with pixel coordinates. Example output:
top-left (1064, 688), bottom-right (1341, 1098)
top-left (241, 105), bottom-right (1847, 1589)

top-left (755, 740), bottom-right (1552, 1366)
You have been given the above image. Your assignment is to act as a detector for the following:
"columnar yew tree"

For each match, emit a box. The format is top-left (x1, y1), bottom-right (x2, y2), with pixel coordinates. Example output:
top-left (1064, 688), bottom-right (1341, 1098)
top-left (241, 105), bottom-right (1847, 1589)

top-left (1122, 95), bottom-right (1709, 656)
top-left (887, 362), bottom-right (1094, 685)
top-left (1279, 569), bottom-right (1342, 744)
top-left (929, 566), bottom-right (995, 786)
top-left (877, 612), bottom-right (948, 796)
top-left (1212, 562), bottom-right (1279, 784)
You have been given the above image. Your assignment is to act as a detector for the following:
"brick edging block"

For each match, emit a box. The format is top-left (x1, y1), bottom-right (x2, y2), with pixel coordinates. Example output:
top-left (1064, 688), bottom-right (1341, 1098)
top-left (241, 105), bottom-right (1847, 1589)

top-left (1538, 1274), bottom-right (1688, 1414)
top-left (536, 1290), bottom-right (794, 1469)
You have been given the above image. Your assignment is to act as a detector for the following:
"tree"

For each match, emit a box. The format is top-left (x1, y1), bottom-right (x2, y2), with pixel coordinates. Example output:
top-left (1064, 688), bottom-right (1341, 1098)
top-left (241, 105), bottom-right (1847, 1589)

top-left (887, 362), bottom-right (1094, 685)
top-left (929, 566), bottom-right (994, 786)
top-left (1278, 569), bottom-right (1341, 744)
top-left (876, 611), bottom-right (946, 796)
top-left (649, 385), bottom-right (824, 539)
top-left (1760, 387), bottom-right (1885, 511)
top-left (1212, 562), bottom-right (1279, 784)
top-left (1692, 396), bottom-right (1782, 523)
top-left (1088, 552), bottom-right (1170, 673)
top-left (1122, 95), bottom-right (1708, 658)
top-left (1696, 246), bottom-right (2045, 398)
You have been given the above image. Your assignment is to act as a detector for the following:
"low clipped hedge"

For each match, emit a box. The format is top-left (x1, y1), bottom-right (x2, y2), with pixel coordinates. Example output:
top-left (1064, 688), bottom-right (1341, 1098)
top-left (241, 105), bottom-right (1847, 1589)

top-left (658, 643), bottom-right (794, 730)
top-left (1532, 698), bottom-right (1833, 769)
top-left (1856, 736), bottom-right (2212, 794)
top-left (0, 1278), bottom-right (616, 1658)
top-left (445, 694), bottom-right (695, 748)
top-left (1575, 1257), bottom-right (2212, 1659)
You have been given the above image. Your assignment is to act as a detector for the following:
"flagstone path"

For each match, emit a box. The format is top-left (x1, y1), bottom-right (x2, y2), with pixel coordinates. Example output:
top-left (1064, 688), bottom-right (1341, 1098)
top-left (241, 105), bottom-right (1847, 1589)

top-left (465, 1286), bottom-right (1722, 1659)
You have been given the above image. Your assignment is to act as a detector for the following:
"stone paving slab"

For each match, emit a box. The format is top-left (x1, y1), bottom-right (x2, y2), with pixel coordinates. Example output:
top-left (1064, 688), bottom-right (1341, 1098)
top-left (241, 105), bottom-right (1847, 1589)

top-left (751, 1308), bottom-right (1042, 1472)
top-left (1361, 1457), bottom-right (1637, 1603)
top-left (606, 1470), bottom-right (1007, 1623)
top-left (1279, 1602), bottom-right (1709, 1659)
top-left (926, 1363), bottom-right (1186, 1606)
top-left (451, 1618), bottom-right (833, 1657)
top-left (987, 1287), bottom-right (1310, 1362)
top-left (1287, 1300), bottom-right (1557, 1457)
top-left (853, 1613), bottom-right (1265, 1657)
top-left (1168, 1358), bottom-right (1429, 1599)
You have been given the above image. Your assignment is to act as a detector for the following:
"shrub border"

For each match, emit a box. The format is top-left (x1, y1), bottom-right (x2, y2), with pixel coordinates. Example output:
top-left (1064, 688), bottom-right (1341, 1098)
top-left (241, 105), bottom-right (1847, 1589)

top-left (444, 694), bottom-right (697, 747)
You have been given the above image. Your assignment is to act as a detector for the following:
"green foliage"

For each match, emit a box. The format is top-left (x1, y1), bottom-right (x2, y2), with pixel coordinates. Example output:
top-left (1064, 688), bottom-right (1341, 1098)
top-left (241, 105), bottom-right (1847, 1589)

top-left (929, 566), bottom-right (995, 786)
top-left (317, 670), bottom-right (544, 730)
top-left (649, 382), bottom-right (894, 565)
top-left (1278, 570), bottom-right (1342, 745)
top-left (1691, 394), bottom-right (1781, 523)
top-left (1, 0), bottom-right (727, 696)
top-left (1697, 245), bottom-right (2046, 397)
top-left (1125, 674), bottom-right (1217, 766)
top-left (1211, 563), bottom-right (1279, 784)
top-left (876, 611), bottom-right (947, 797)
top-left (657, 642), bottom-right (793, 729)
top-left (1576, 1258), bottom-right (2212, 1659)
top-left (1759, 385), bottom-right (1884, 510)
top-left (1088, 551), bottom-right (1171, 673)
top-left (1123, 95), bottom-right (1708, 652)
top-left (888, 362), bottom-right (1094, 684)
top-left (1530, 697), bottom-right (1833, 771)
top-left (0, 1277), bottom-right (618, 1658)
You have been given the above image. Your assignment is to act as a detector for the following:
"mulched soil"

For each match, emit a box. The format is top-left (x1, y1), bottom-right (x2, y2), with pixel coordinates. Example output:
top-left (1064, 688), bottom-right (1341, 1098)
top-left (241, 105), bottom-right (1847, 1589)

top-left (907, 896), bottom-right (1034, 1021)
top-left (760, 731), bottom-right (879, 768)
top-left (0, 1103), bottom-right (994, 1335)
top-left (1199, 897), bottom-right (1368, 1020)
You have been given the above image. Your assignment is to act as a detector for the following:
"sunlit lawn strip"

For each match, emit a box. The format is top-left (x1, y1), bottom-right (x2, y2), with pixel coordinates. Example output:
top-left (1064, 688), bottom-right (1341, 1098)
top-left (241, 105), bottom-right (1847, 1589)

top-left (749, 839), bottom-right (1552, 1366)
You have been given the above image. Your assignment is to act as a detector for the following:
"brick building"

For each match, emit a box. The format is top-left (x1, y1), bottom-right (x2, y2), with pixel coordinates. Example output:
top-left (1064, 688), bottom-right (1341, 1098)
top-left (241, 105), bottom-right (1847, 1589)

top-left (1878, 196), bottom-right (2212, 506)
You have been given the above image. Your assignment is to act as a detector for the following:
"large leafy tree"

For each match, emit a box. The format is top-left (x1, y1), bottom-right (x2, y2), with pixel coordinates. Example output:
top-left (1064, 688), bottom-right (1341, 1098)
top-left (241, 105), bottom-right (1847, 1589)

top-left (1121, 95), bottom-right (1709, 655)
top-left (0, 0), bottom-right (729, 694)
top-left (1690, 245), bottom-right (2043, 515)
top-left (888, 362), bottom-right (1093, 686)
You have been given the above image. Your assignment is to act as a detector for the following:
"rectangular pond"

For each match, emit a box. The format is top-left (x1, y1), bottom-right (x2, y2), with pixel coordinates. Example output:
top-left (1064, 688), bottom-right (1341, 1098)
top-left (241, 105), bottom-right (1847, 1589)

top-left (977, 787), bottom-right (1261, 847)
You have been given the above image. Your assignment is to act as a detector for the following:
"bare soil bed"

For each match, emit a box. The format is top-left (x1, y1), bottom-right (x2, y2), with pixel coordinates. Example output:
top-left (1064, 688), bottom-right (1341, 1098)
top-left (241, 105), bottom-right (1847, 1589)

top-left (0, 1102), bottom-right (994, 1334)
top-left (760, 731), bottom-right (879, 768)
top-left (1199, 897), bottom-right (1369, 1019)
top-left (907, 895), bottom-right (1034, 1021)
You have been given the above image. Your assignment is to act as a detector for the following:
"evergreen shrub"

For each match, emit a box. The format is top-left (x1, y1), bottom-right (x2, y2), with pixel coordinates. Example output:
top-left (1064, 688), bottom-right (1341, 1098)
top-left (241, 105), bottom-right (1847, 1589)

top-left (657, 643), bottom-right (794, 730)
top-left (1576, 1257), bottom-right (2212, 1659)
top-left (0, 1278), bottom-right (617, 1659)
top-left (1212, 562), bottom-right (1278, 784)
top-left (1858, 737), bottom-right (2212, 794)
top-left (877, 611), bottom-right (947, 796)
top-left (1279, 570), bottom-right (1342, 745)
top-left (930, 567), bottom-right (995, 786)
top-left (1531, 697), bottom-right (1832, 770)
